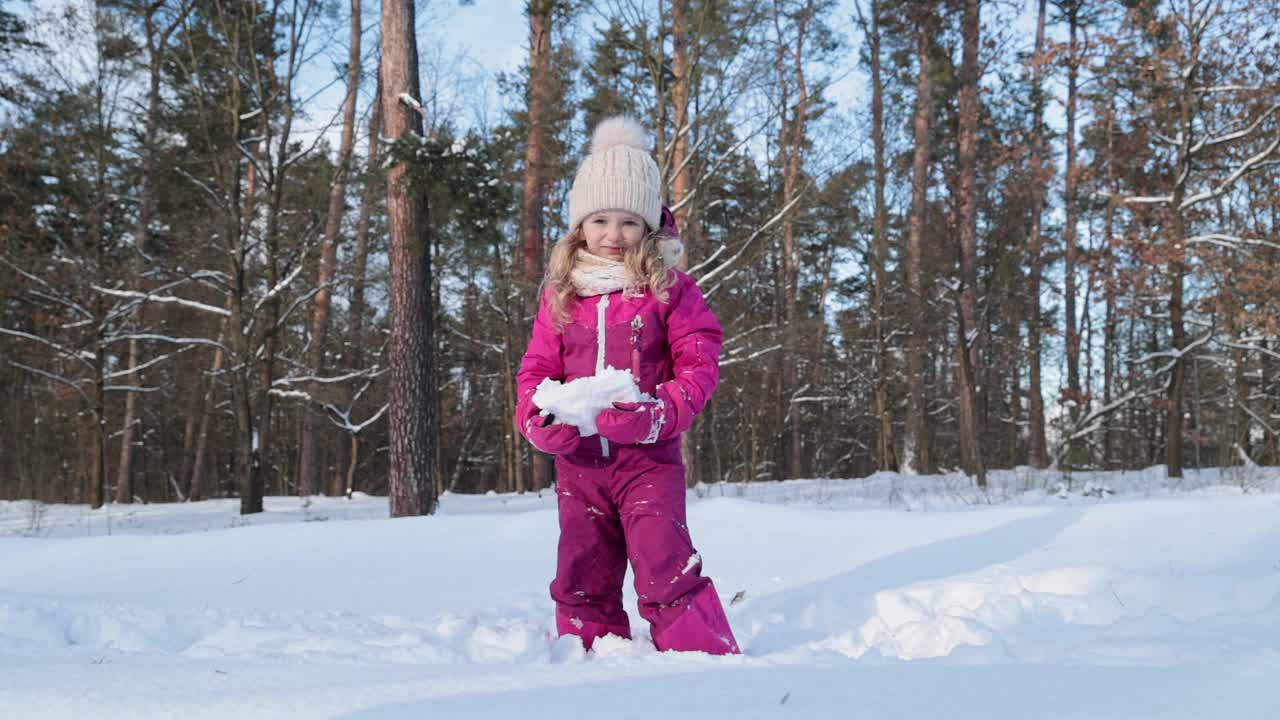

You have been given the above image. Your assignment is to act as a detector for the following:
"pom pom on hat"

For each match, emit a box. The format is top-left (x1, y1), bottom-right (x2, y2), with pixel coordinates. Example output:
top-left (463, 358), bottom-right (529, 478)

top-left (658, 237), bottom-right (685, 267)
top-left (568, 116), bottom-right (663, 231)
top-left (590, 116), bottom-right (649, 154)
top-left (657, 206), bottom-right (685, 266)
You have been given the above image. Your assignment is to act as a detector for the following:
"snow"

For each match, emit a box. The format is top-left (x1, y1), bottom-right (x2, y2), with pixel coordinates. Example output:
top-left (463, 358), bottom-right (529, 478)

top-left (2, 468), bottom-right (1279, 718)
top-left (680, 552), bottom-right (701, 576)
top-left (531, 367), bottom-right (653, 436)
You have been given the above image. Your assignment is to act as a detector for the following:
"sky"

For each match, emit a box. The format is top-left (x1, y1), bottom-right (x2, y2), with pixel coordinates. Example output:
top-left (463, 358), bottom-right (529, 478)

top-left (9, 0), bottom-right (1047, 157)
top-left (299, 0), bottom-right (874, 146)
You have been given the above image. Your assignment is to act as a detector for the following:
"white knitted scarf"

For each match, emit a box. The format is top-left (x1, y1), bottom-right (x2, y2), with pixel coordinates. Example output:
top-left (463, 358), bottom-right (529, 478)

top-left (568, 238), bottom-right (685, 298)
top-left (570, 249), bottom-right (635, 297)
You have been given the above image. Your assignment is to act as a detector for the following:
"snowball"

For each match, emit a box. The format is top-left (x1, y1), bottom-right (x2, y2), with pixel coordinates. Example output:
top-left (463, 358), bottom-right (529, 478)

top-left (531, 367), bottom-right (653, 436)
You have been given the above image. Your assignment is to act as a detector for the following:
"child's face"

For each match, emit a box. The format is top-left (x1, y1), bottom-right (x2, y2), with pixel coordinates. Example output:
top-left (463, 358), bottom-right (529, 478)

top-left (581, 210), bottom-right (646, 260)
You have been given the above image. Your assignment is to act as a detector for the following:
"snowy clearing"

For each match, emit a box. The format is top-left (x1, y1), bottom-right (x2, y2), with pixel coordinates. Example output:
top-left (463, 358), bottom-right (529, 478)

top-left (2, 467), bottom-right (1279, 719)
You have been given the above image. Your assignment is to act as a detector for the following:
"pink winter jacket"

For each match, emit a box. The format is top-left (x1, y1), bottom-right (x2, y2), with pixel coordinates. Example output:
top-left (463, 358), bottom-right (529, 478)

top-left (515, 270), bottom-right (722, 457)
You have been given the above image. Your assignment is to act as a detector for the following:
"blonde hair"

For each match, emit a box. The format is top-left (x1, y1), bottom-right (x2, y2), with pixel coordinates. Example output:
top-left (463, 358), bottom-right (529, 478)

top-left (543, 225), bottom-right (678, 329)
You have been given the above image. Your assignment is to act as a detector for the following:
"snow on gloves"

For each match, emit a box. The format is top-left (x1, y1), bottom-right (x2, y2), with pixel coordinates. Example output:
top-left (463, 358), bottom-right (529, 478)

top-left (522, 410), bottom-right (582, 456)
top-left (531, 368), bottom-right (653, 437)
top-left (595, 394), bottom-right (667, 446)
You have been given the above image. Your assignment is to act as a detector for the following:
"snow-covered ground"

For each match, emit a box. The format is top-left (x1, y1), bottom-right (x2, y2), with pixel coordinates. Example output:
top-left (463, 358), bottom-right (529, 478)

top-left (2, 467), bottom-right (1278, 718)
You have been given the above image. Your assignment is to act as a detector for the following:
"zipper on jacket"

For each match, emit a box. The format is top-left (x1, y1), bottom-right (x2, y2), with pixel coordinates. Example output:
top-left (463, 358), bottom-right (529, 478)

top-left (596, 295), bottom-right (610, 457)
top-left (630, 315), bottom-right (643, 378)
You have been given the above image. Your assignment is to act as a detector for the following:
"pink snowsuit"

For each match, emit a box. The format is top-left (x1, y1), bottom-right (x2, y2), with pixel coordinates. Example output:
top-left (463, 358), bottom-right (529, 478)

top-left (515, 269), bottom-right (740, 655)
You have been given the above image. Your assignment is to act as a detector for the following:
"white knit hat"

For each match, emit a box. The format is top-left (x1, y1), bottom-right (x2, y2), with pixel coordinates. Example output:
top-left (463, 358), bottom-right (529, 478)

top-left (568, 117), bottom-right (663, 232)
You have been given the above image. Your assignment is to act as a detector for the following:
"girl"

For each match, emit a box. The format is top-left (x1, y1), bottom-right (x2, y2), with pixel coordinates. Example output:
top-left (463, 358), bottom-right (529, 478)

top-left (514, 117), bottom-right (739, 655)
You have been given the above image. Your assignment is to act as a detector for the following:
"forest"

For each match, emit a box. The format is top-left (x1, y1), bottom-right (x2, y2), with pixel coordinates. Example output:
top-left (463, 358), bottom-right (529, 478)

top-left (1, 0), bottom-right (1277, 514)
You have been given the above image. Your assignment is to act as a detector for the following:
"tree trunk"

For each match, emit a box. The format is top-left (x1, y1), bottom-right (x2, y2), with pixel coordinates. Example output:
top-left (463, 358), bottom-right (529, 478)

top-left (251, 321), bottom-right (274, 511)
top-left (299, 0), bottom-right (362, 497)
top-left (671, 0), bottom-right (701, 486)
top-left (189, 338), bottom-right (227, 502)
top-left (1165, 219), bottom-right (1188, 478)
top-left (114, 5), bottom-right (183, 506)
top-left (381, 0), bottom-right (437, 516)
top-left (505, 305), bottom-right (523, 494)
top-left (114, 336), bottom-right (140, 504)
top-left (90, 322), bottom-right (107, 509)
top-left (246, 46), bottom-right (297, 512)
top-left (902, 10), bottom-right (933, 475)
top-left (339, 83), bottom-right (383, 496)
top-left (1124, 294), bottom-right (1139, 469)
top-left (1101, 98), bottom-right (1119, 469)
top-left (862, 0), bottom-right (897, 472)
top-left (1063, 3), bottom-right (1083, 463)
top-left (521, 1), bottom-right (552, 493)
top-left (1163, 25), bottom-right (1198, 481)
top-left (521, 1), bottom-right (551, 285)
top-left (1266, 338), bottom-right (1279, 465)
top-left (1026, 0), bottom-right (1050, 468)
top-left (777, 5), bottom-right (810, 481)
top-left (223, 24), bottom-right (261, 514)
top-left (178, 374), bottom-right (202, 497)
top-left (432, 187), bottom-right (447, 496)
top-left (501, 338), bottom-right (517, 491)
top-left (228, 221), bottom-right (254, 512)
top-left (1225, 293), bottom-right (1250, 463)
top-left (88, 66), bottom-right (112, 509)
top-left (670, 0), bottom-right (693, 258)
top-left (954, 0), bottom-right (986, 486)
top-left (346, 433), bottom-right (360, 496)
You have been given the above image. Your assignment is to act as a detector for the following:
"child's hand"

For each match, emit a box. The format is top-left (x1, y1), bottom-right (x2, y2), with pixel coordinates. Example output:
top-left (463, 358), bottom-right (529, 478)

top-left (524, 412), bottom-right (582, 455)
top-left (595, 399), bottom-right (666, 445)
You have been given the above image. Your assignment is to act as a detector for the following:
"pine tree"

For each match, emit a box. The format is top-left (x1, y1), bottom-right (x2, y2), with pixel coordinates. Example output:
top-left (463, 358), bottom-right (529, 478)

top-left (381, 0), bottom-right (438, 516)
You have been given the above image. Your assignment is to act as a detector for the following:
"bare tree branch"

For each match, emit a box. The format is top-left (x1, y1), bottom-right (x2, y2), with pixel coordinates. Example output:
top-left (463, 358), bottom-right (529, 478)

top-left (91, 286), bottom-right (232, 316)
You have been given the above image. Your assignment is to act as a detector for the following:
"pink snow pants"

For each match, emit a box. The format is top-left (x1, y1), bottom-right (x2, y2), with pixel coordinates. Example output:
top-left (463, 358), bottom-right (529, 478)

top-left (551, 438), bottom-right (739, 655)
